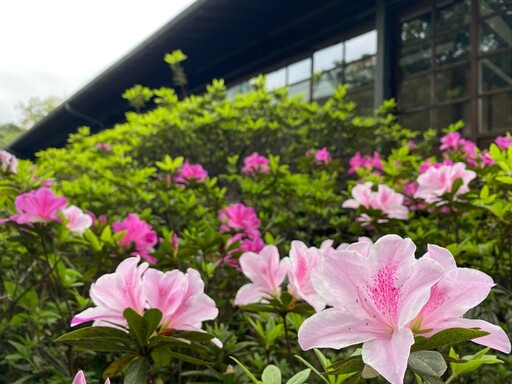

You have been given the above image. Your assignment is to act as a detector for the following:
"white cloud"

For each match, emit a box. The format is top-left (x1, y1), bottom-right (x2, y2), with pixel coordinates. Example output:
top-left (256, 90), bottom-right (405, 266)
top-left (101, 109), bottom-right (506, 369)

top-left (0, 0), bottom-right (194, 123)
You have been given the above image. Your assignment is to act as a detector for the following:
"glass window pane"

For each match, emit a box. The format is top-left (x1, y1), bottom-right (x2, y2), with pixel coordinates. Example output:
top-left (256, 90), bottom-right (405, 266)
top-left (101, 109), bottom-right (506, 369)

top-left (398, 76), bottom-right (431, 109)
top-left (480, 50), bottom-right (512, 92)
top-left (288, 58), bottom-right (311, 84)
top-left (480, 92), bottom-right (512, 132)
top-left (345, 56), bottom-right (375, 88)
top-left (401, 13), bottom-right (432, 45)
top-left (312, 69), bottom-right (342, 99)
top-left (313, 43), bottom-right (343, 72)
top-left (399, 43), bottom-right (432, 75)
top-left (435, 64), bottom-right (471, 101)
top-left (480, 13), bottom-right (512, 52)
top-left (398, 109), bottom-right (432, 131)
top-left (345, 30), bottom-right (377, 63)
top-left (480, 0), bottom-right (512, 16)
top-left (265, 68), bottom-right (286, 89)
top-left (348, 88), bottom-right (375, 115)
top-left (437, 0), bottom-right (471, 32)
top-left (435, 102), bottom-right (470, 130)
top-left (288, 80), bottom-right (311, 101)
top-left (435, 30), bottom-right (470, 66)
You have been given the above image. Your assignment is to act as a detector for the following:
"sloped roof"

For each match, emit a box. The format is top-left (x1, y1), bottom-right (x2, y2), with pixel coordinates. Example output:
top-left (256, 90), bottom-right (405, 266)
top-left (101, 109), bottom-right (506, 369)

top-left (9, 0), bottom-right (378, 158)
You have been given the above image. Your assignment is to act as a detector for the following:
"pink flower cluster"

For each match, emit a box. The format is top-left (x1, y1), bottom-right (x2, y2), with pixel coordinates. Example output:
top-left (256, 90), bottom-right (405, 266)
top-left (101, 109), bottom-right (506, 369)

top-left (218, 203), bottom-right (264, 267)
top-left (415, 162), bottom-right (476, 204)
top-left (342, 182), bottom-right (409, 221)
top-left (496, 135), bottom-right (512, 150)
top-left (175, 160), bottom-right (208, 184)
top-left (72, 257), bottom-right (218, 336)
top-left (73, 371), bottom-right (109, 384)
top-left (348, 151), bottom-right (383, 174)
top-left (95, 143), bottom-right (112, 151)
top-left (314, 147), bottom-right (332, 165)
top-left (1, 188), bottom-right (92, 233)
top-left (242, 152), bottom-right (270, 175)
top-left (113, 214), bottom-right (158, 263)
top-left (297, 235), bottom-right (511, 384)
top-left (0, 150), bottom-right (18, 173)
top-left (439, 132), bottom-right (489, 166)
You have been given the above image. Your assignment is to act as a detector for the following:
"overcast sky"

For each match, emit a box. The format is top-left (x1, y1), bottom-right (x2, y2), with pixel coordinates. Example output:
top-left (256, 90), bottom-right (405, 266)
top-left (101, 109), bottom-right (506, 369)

top-left (0, 0), bottom-right (194, 124)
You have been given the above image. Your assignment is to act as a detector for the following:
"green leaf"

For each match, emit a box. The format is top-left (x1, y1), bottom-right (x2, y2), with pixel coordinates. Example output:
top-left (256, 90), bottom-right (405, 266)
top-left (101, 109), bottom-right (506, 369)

top-left (408, 351), bottom-right (447, 377)
top-left (412, 328), bottom-right (490, 351)
top-left (262, 365), bottom-right (281, 384)
top-left (143, 308), bottom-right (163, 339)
top-left (326, 356), bottom-right (364, 375)
top-left (124, 308), bottom-right (146, 348)
top-left (55, 326), bottom-right (135, 352)
top-left (165, 350), bottom-right (211, 366)
top-left (84, 229), bottom-right (101, 251)
top-left (495, 176), bottom-right (512, 184)
top-left (294, 355), bottom-right (330, 384)
top-left (103, 354), bottom-right (137, 380)
top-left (230, 356), bottom-right (262, 384)
top-left (449, 347), bottom-right (503, 377)
top-left (100, 225), bottom-right (112, 242)
top-left (124, 357), bottom-right (150, 384)
top-left (285, 369), bottom-right (311, 384)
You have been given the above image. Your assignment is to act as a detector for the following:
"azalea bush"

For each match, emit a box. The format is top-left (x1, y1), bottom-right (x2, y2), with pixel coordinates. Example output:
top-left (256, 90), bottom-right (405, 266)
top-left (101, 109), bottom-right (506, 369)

top-left (1, 76), bottom-right (512, 384)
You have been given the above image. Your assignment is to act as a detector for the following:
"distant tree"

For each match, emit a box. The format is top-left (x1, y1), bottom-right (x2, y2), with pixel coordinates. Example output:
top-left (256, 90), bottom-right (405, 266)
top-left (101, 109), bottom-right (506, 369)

top-left (0, 122), bottom-right (24, 148)
top-left (15, 95), bottom-right (61, 129)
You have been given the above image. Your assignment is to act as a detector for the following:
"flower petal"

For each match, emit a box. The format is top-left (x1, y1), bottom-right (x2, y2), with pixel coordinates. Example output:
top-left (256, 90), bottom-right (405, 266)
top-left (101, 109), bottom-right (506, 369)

top-left (362, 327), bottom-right (414, 384)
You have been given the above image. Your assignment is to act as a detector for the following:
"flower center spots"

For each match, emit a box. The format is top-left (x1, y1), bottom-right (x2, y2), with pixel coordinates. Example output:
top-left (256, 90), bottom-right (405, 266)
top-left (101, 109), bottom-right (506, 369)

top-left (420, 285), bottom-right (446, 316)
top-left (366, 260), bottom-right (401, 324)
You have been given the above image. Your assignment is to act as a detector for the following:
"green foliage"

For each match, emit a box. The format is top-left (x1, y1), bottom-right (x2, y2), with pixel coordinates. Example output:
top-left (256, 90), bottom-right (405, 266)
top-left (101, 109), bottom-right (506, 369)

top-left (0, 122), bottom-right (24, 148)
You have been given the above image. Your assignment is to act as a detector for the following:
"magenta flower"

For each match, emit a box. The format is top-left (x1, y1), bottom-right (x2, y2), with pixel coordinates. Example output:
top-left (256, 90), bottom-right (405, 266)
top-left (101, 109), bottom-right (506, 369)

top-left (413, 245), bottom-right (511, 354)
top-left (62, 206), bottom-right (93, 234)
top-left (143, 267), bottom-right (218, 332)
top-left (371, 151), bottom-right (384, 170)
top-left (234, 245), bottom-right (287, 306)
top-left (282, 241), bottom-right (326, 312)
top-left (298, 235), bottom-right (444, 384)
top-left (415, 162), bottom-right (476, 204)
top-left (7, 188), bottom-right (67, 225)
top-left (219, 203), bottom-right (261, 237)
top-left (348, 151), bottom-right (382, 174)
top-left (175, 160), bottom-right (208, 184)
top-left (314, 147), bottom-right (332, 165)
top-left (71, 257), bottom-right (148, 328)
top-left (0, 150), bottom-right (18, 173)
top-left (113, 214), bottom-right (158, 263)
top-left (440, 132), bottom-right (462, 151)
top-left (73, 371), bottom-right (110, 384)
top-left (480, 150), bottom-right (495, 166)
top-left (496, 135), bottom-right (512, 150)
top-left (242, 152), bottom-right (270, 174)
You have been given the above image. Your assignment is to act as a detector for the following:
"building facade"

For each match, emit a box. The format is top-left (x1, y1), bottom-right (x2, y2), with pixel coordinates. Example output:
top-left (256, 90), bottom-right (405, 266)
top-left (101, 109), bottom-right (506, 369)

top-left (8, 0), bottom-right (511, 157)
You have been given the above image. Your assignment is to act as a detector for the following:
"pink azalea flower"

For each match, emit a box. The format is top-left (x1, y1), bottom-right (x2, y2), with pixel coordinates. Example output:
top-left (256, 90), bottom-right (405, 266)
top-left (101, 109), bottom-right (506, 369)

top-left (175, 160), bottom-right (208, 184)
top-left (314, 147), bottom-right (332, 165)
top-left (282, 241), bottom-right (326, 312)
top-left (496, 135), bottom-right (512, 150)
top-left (413, 245), bottom-right (511, 354)
top-left (72, 370), bottom-right (110, 384)
top-left (113, 214), bottom-right (158, 263)
top-left (461, 139), bottom-right (477, 159)
top-left (218, 233), bottom-right (265, 270)
top-left (348, 152), bottom-right (372, 174)
top-left (219, 203), bottom-right (261, 237)
top-left (298, 235), bottom-right (444, 384)
top-left (7, 188), bottom-right (67, 225)
top-left (369, 184), bottom-right (409, 220)
top-left (62, 205), bottom-right (93, 234)
top-left (96, 143), bottom-right (112, 151)
top-left (234, 245), bottom-right (287, 306)
top-left (343, 183), bottom-right (409, 220)
top-left (371, 151), bottom-right (383, 170)
top-left (415, 162), bottom-right (476, 204)
top-left (143, 267), bottom-right (218, 332)
top-left (71, 257), bottom-right (148, 328)
top-left (242, 152), bottom-right (270, 174)
top-left (342, 182), bottom-right (374, 209)
top-left (72, 257), bottom-right (219, 338)
top-left (440, 132), bottom-right (462, 151)
top-left (480, 150), bottom-right (495, 166)
top-left (0, 150), bottom-right (18, 173)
